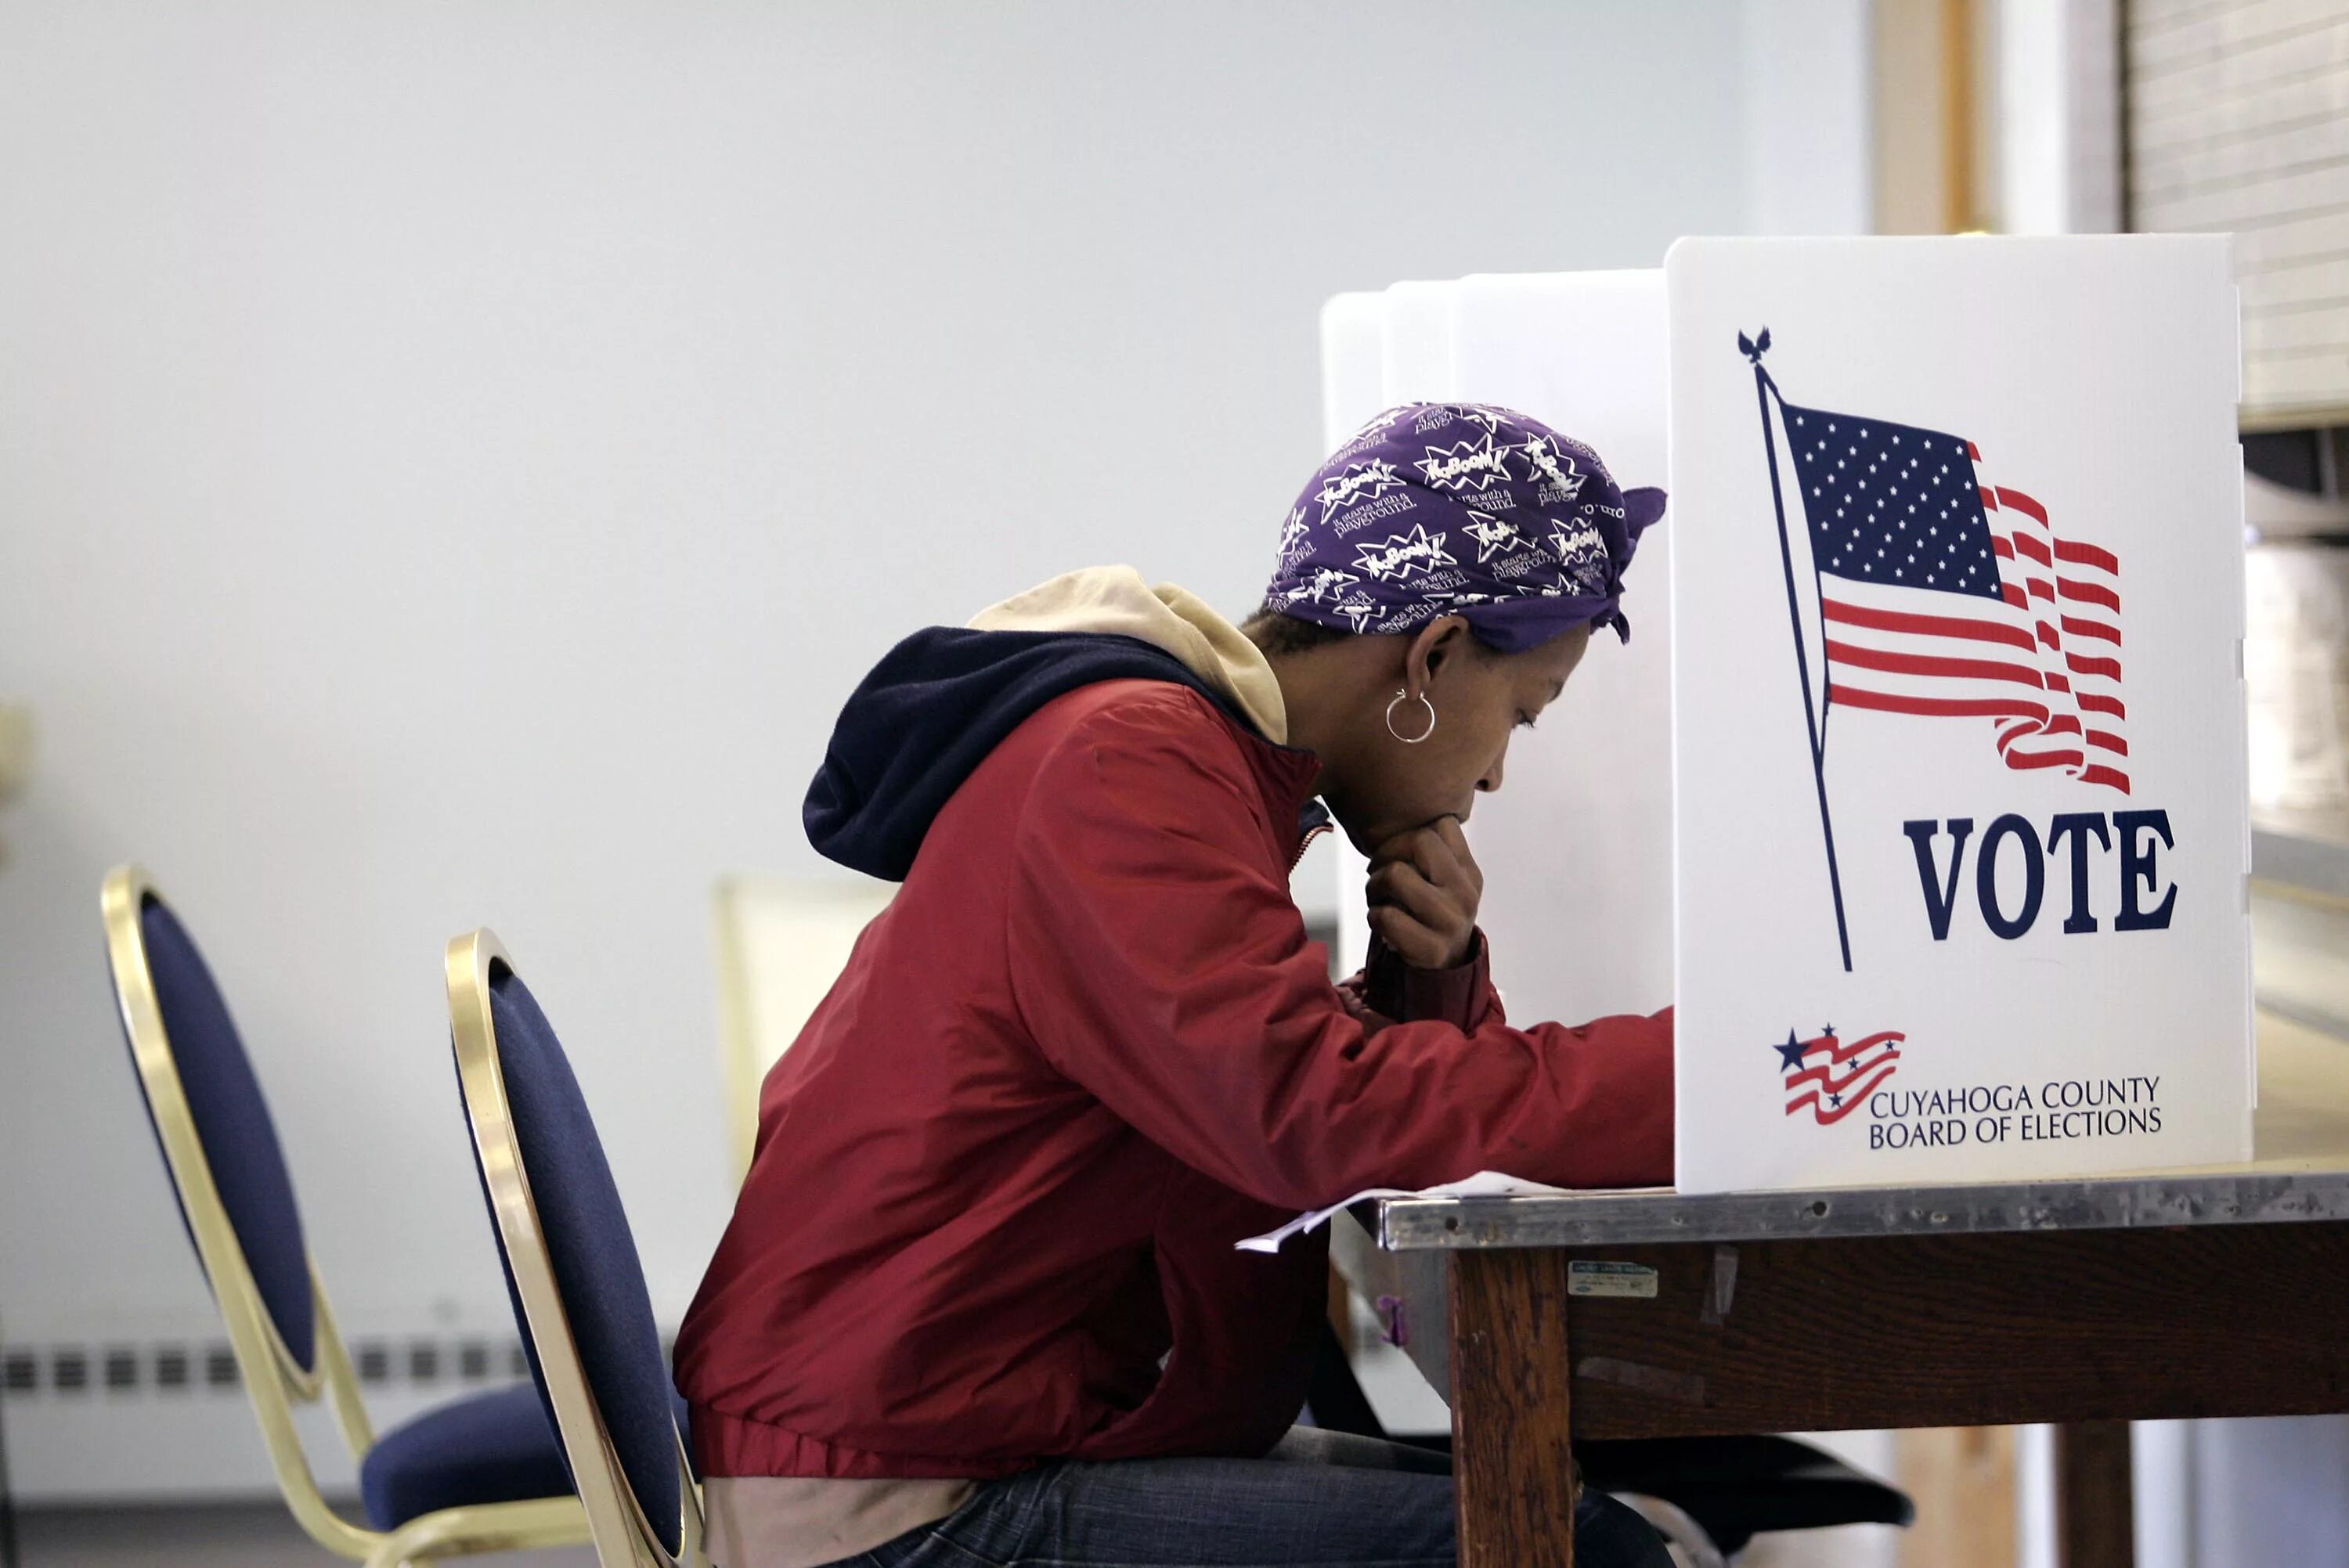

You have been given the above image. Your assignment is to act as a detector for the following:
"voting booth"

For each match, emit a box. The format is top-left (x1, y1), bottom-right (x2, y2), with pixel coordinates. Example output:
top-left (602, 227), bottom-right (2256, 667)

top-left (1319, 237), bottom-right (2252, 1198)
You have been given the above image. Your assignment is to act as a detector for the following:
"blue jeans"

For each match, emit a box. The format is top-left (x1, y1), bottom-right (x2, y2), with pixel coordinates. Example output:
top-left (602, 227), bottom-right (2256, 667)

top-left (847, 1428), bottom-right (1673, 1568)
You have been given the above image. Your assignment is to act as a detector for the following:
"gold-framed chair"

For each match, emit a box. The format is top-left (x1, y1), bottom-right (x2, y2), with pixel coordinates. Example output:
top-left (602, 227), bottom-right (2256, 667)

top-left (101, 867), bottom-right (590, 1568)
top-left (447, 928), bottom-right (706, 1568)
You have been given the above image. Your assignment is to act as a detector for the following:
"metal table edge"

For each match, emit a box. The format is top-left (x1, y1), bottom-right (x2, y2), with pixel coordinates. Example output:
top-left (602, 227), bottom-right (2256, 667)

top-left (1377, 1166), bottom-right (2349, 1250)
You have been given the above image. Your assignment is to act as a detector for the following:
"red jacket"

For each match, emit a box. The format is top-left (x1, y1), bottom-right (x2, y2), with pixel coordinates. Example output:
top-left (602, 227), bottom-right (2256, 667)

top-left (675, 656), bottom-right (1672, 1480)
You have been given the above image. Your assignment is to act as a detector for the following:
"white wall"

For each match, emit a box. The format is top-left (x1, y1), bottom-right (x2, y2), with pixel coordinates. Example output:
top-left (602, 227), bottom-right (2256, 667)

top-left (0, 0), bottom-right (1754, 1494)
top-left (1740, 0), bottom-right (1873, 237)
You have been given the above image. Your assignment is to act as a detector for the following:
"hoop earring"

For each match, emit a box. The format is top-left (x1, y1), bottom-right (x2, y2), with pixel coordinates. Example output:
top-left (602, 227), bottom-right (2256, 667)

top-left (1385, 688), bottom-right (1437, 744)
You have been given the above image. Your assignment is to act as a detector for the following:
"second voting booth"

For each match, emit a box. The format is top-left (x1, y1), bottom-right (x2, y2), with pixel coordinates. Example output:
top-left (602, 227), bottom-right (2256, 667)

top-left (1319, 237), bottom-right (2252, 1199)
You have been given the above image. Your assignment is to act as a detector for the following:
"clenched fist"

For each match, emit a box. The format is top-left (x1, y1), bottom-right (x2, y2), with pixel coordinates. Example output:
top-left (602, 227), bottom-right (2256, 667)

top-left (1366, 816), bottom-right (1483, 970)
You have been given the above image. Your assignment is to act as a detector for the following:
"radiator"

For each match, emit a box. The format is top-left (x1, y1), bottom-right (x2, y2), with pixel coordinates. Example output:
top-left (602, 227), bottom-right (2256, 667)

top-left (0, 1325), bottom-right (672, 1503)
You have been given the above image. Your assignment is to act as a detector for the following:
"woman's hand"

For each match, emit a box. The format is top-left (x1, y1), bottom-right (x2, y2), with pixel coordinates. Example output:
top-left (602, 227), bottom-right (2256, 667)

top-left (1366, 816), bottom-right (1483, 970)
top-left (1333, 970), bottom-right (1397, 1036)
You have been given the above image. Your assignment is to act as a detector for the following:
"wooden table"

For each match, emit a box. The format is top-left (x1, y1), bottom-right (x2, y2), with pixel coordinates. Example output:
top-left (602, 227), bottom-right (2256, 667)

top-left (1346, 1012), bottom-right (2349, 1568)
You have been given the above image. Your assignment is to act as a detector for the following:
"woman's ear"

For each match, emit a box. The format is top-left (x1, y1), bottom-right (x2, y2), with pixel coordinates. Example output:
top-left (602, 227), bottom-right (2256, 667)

top-left (1404, 615), bottom-right (1470, 694)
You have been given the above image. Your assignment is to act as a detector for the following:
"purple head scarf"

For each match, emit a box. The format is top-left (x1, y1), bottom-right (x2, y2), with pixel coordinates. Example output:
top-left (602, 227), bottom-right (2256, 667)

top-left (1261, 402), bottom-right (1667, 651)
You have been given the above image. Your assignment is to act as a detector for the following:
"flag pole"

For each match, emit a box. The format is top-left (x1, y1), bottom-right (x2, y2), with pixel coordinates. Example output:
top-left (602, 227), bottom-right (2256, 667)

top-left (1744, 331), bottom-right (1853, 972)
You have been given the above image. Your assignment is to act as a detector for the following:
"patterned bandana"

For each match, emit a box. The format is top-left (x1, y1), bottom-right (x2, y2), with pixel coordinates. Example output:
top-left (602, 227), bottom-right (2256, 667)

top-left (1261, 402), bottom-right (1667, 651)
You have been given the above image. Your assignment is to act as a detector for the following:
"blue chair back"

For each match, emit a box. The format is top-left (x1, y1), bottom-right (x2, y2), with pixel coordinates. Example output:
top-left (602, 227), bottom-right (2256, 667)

top-left (450, 935), bottom-right (685, 1561)
top-left (111, 884), bottom-right (315, 1373)
top-left (105, 872), bottom-right (601, 1566)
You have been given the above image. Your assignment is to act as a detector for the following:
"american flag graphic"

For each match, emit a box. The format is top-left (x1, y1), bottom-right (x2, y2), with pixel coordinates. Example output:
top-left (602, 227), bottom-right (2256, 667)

top-left (1779, 401), bottom-right (2130, 793)
top-left (1780, 1027), bottom-right (1905, 1126)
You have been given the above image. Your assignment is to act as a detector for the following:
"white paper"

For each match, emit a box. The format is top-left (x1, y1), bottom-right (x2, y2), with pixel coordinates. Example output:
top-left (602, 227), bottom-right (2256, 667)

top-left (1234, 1170), bottom-right (1568, 1253)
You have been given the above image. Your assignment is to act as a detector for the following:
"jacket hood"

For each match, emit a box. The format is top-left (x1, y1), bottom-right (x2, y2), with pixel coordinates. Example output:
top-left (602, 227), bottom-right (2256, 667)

top-left (967, 568), bottom-right (1286, 742)
top-left (805, 568), bottom-right (1291, 881)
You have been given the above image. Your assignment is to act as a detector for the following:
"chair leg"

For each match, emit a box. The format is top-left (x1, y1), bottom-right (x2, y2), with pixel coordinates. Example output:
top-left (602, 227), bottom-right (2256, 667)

top-left (359, 1497), bottom-right (591, 1568)
top-left (1611, 1492), bottom-right (1730, 1568)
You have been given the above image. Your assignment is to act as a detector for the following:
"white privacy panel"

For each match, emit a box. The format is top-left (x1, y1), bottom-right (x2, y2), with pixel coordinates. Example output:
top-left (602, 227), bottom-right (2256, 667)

top-left (1315, 272), bottom-right (1673, 1018)
top-left (1667, 236), bottom-right (2250, 1192)
top-left (1448, 271), bottom-right (1673, 1025)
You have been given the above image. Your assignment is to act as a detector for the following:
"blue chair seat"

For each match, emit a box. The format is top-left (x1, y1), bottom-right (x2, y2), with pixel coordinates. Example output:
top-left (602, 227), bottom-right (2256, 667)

top-left (359, 1382), bottom-right (695, 1529)
top-left (360, 1383), bottom-right (572, 1530)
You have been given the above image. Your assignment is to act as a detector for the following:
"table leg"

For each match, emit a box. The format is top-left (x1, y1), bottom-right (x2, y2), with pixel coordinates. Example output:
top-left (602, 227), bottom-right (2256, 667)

top-left (1450, 1249), bottom-right (1578, 1568)
top-left (2055, 1421), bottom-right (2134, 1568)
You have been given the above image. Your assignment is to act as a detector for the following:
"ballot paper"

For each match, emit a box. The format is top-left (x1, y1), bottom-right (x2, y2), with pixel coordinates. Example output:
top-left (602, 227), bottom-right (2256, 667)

top-left (1235, 1171), bottom-right (1568, 1253)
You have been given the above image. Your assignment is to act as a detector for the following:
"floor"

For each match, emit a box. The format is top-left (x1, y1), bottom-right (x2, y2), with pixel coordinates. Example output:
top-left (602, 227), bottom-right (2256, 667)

top-left (11, 1502), bottom-right (597, 1567)
top-left (7, 1498), bottom-right (1895, 1567)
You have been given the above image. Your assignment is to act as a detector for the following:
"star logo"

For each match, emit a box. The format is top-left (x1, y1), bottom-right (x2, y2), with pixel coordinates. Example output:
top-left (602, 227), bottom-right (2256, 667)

top-left (1456, 404), bottom-right (1516, 434)
top-left (1314, 460), bottom-right (1404, 521)
top-left (1462, 510), bottom-right (1520, 562)
top-left (1337, 597), bottom-right (1377, 633)
top-left (1281, 565), bottom-right (1361, 606)
top-left (1329, 408), bottom-right (1409, 457)
top-left (1415, 434), bottom-right (1513, 492)
top-left (1275, 506), bottom-right (1311, 566)
top-left (1355, 524), bottom-right (1456, 582)
top-left (1522, 434), bottom-right (1586, 500)
top-left (1549, 519), bottom-right (1609, 592)
top-left (1779, 1025), bottom-right (1907, 1128)
top-left (1773, 1029), bottom-right (1812, 1071)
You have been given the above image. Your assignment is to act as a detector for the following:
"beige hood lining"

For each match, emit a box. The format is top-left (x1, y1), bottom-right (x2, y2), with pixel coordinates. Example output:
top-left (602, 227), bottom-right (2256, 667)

top-left (969, 566), bottom-right (1287, 745)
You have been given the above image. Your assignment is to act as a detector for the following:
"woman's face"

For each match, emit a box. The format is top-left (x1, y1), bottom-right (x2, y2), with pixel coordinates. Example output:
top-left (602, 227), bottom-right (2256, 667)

top-left (1322, 619), bottom-right (1593, 855)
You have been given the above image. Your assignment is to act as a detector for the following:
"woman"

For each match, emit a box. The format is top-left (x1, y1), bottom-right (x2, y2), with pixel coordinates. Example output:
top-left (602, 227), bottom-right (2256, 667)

top-left (675, 403), bottom-right (1676, 1568)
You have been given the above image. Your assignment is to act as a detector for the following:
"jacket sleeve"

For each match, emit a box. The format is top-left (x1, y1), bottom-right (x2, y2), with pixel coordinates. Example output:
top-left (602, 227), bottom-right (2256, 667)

top-left (1002, 690), bottom-right (1672, 1213)
top-left (1362, 929), bottom-right (1494, 1030)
